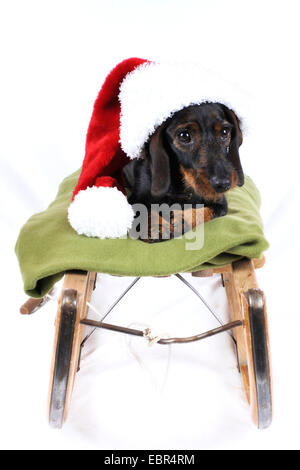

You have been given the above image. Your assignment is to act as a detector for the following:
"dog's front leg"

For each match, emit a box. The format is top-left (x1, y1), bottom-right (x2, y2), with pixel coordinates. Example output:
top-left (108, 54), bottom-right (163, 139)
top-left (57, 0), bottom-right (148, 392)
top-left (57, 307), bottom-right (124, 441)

top-left (207, 196), bottom-right (228, 218)
top-left (173, 207), bottom-right (215, 236)
top-left (142, 206), bottom-right (215, 243)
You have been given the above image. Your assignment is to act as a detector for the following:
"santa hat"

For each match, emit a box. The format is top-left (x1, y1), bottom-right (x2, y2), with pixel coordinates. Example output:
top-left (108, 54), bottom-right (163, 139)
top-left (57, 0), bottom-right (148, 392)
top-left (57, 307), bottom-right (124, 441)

top-left (68, 57), bottom-right (249, 239)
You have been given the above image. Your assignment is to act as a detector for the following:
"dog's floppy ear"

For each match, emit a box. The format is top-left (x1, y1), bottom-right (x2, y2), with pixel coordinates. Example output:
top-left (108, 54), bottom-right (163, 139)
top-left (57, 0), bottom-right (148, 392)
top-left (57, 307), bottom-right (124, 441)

top-left (122, 160), bottom-right (136, 189)
top-left (148, 124), bottom-right (171, 198)
top-left (224, 107), bottom-right (244, 187)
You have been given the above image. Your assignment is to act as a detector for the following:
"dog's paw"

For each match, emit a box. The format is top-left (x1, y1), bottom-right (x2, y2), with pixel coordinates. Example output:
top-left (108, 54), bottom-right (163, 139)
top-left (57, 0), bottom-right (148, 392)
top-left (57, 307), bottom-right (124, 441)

top-left (209, 197), bottom-right (228, 219)
top-left (139, 206), bottom-right (215, 243)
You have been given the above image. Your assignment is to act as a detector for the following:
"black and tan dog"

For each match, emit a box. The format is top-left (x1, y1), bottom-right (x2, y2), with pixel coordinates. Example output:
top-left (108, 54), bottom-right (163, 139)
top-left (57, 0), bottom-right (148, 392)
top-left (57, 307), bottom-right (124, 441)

top-left (122, 102), bottom-right (244, 241)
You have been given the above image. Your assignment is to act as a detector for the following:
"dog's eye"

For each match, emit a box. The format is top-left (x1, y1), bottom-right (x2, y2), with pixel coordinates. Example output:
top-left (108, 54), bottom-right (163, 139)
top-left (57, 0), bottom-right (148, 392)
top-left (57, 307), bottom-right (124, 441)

top-left (220, 126), bottom-right (231, 139)
top-left (177, 130), bottom-right (191, 143)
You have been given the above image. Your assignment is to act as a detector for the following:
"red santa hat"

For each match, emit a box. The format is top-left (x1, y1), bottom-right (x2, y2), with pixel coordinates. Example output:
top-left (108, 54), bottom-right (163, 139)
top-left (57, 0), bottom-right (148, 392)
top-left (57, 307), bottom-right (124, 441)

top-left (68, 57), bottom-right (249, 239)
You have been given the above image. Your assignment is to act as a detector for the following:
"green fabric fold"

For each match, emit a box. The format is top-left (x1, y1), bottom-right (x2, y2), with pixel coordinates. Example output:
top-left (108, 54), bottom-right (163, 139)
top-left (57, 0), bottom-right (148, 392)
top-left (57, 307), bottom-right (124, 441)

top-left (15, 170), bottom-right (269, 297)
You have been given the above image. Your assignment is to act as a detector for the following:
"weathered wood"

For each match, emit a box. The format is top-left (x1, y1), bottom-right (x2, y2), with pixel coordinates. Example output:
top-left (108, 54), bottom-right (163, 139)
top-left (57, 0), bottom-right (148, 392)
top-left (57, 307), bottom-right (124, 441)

top-left (19, 289), bottom-right (54, 314)
top-left (225, 259), bottom-right (259, 409)
top-left (223, 270), bottom-right (249, 397)
top-left (241, 290), bottom-right (258, 422)
top-left (191, 257), bottom-right (264, 278)
top-left (224, 258), bottom-right (272, 427)
top-left (48, 271), bottom-right (96, 426)
top-left (20, 297), bottom-right (44, 315)
top-left (192, 269), bottom-right (213, 277)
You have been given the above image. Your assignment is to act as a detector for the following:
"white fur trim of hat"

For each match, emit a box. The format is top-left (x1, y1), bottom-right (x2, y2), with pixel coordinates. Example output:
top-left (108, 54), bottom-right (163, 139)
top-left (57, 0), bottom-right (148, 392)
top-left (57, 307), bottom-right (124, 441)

top-left (119, 61), bottom-right (251, 159)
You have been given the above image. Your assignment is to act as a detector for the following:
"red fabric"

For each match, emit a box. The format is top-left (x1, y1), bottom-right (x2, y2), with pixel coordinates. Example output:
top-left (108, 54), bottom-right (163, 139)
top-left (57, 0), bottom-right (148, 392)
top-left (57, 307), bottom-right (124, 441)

top-left (94, 176), bottom-right (124, 194)
top-left (72, 57), bottom-right (149, 200)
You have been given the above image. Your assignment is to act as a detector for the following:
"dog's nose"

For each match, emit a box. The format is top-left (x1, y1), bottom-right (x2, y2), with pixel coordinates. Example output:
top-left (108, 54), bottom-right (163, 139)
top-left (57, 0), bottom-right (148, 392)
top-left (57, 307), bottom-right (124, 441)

top-left (210, 176), bottom-right (231, 193)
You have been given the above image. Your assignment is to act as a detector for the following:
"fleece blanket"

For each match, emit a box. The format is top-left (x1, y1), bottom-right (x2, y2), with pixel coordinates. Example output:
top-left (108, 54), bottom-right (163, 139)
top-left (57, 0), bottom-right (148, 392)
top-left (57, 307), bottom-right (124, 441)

top-left (15, 170), bottom-right (268, 297)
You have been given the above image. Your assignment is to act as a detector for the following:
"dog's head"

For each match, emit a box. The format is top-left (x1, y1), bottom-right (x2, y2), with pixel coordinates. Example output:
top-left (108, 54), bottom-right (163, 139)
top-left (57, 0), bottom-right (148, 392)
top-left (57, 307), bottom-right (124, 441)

top-left (147, 102), bottom-right (244, 200)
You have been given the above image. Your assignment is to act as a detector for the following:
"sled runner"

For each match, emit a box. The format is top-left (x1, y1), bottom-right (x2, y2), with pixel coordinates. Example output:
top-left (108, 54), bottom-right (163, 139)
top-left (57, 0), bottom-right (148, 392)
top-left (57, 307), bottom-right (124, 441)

top-left (20, 256), bottom-right (272, 429)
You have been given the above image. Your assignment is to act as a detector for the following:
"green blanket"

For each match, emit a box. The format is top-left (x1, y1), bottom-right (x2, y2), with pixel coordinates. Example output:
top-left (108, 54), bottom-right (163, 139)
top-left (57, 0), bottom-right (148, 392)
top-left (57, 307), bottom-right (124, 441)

top-left (15, 170), bottom-right (269, 298)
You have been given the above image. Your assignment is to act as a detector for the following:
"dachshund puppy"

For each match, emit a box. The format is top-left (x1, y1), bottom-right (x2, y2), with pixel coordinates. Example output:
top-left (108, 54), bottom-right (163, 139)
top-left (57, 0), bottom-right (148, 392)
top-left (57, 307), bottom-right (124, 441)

top-left (122, 102), bottom-right (244, 241)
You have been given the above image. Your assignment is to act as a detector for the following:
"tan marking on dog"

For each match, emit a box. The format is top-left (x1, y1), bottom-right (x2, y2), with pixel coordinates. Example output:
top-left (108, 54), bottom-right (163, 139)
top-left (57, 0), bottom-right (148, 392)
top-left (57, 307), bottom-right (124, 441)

top-left (142, 204), bottom-right (215, 242)
top-left (156, 206), bottom-right (215, 240)
top-left (231, 170), bottom-right (238, 189)
top-left (180, 166), bottom-right (223, 202)
top-left (198, 172), bottom-right (223, 202)
top-left (181, 207), bottom-right (214, 229)
top-left (180, 166), bottom-right (198, 193)
top-left (214, 122), bottom-right (223, 133)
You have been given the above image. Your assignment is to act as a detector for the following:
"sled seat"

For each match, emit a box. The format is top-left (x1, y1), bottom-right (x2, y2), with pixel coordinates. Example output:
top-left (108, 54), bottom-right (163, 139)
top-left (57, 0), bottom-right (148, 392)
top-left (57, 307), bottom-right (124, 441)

top-left (15, 170), bottom-right (268, 298)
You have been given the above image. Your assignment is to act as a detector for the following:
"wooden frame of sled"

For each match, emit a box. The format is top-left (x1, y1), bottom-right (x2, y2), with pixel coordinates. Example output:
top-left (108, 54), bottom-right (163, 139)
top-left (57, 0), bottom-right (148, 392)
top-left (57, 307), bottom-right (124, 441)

top-left (20, 257), bottom-right (272, 430)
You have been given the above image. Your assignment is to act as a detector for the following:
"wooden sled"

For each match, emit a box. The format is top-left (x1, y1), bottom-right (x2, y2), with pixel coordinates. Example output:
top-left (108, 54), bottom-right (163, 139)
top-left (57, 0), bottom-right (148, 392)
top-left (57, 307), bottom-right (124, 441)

top-left (20, 257), bottom-right (272, 430)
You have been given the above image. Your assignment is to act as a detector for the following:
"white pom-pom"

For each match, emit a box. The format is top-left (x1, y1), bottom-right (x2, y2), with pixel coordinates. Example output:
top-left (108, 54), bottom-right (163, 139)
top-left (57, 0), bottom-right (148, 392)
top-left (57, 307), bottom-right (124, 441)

top-left (68, 186), bottom-right (134, 239)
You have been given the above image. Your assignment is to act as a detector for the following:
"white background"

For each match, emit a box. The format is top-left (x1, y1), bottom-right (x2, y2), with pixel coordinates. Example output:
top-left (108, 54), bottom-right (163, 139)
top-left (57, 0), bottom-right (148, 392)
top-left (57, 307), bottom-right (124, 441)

top-left (1, 0), bottom-right (300, 450)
